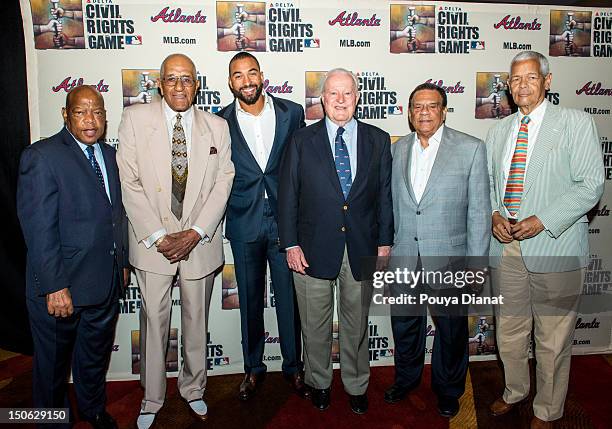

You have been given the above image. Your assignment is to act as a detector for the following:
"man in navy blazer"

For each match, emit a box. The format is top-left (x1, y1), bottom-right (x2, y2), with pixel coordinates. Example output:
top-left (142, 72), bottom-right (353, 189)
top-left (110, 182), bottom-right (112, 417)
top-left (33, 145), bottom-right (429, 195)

top-left (278, 69), bottom-right (393, 414)
top-left (217, 52), bottom-right (306, 400)
top-left (17, 86), bottom-right (128, 429)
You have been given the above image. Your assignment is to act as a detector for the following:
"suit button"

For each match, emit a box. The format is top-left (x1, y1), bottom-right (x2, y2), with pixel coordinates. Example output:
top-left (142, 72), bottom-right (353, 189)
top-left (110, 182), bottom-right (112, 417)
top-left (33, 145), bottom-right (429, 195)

top-left (157, 187), bottom-right (162, 192)
top-left (163, 217), bottom-right (168, 221)
top-left (341, 226), bottom-right (346, 232)
top-left (416, 211), bottom-right (421, 215)
top-left (343, 205), bottom-right (348, 211)
top-left (414, 237), bottom-right (418, 241)
top-left (110, 250), bottom-right (115, 255)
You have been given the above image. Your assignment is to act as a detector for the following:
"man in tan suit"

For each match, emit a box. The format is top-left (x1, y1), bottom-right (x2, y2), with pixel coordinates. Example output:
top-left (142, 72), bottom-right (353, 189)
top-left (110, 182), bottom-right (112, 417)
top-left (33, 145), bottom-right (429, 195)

top-left (117, 54), bottom-right (234, 428)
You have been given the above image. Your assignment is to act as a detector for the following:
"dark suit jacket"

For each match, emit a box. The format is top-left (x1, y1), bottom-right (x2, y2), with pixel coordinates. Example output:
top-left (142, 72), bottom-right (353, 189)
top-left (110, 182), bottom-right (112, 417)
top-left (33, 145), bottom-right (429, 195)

top-left (278, 119), bottom-right (394, 281)
top-left (218, 95), bottom-right (305, 242)
top-left (17, 127), bottom-right (129, 307)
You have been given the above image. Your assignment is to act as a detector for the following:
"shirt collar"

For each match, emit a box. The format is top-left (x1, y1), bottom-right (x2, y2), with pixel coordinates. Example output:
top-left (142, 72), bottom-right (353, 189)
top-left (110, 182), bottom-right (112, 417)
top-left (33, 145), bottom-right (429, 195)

top-left (66, 127), bottom-right (100, 153)
top-left (325, 116), bottom-right (357, 138)
top-left (235, 91), bottom-right (273, 116)
top-left (162, 98), bottom-right (193, 124)
top-left (518, 99), bottom-right (547, 125)
top-left (415, 124), bottom-right (444, 151)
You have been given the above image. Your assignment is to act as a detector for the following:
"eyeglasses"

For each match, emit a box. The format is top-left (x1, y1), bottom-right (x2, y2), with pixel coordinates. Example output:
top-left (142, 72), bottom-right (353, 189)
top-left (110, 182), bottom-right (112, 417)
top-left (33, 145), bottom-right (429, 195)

top-left (162, 75), bottom-right (196, 87)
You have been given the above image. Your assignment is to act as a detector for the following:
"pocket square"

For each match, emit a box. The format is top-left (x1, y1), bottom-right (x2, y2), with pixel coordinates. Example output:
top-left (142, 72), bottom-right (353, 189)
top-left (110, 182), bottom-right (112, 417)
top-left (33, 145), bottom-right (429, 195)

top-left (210, 147), bottom-right (217, 154)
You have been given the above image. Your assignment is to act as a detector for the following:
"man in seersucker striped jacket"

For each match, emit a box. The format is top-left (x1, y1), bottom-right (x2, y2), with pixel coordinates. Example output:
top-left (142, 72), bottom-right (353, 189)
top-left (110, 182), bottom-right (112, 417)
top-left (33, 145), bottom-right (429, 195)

top-left (487, 50), bottom-right (604, 429)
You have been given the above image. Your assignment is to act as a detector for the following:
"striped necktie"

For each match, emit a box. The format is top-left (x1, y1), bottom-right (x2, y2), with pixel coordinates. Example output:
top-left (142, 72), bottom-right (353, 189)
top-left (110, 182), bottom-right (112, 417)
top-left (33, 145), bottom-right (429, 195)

top-left (503, 115), bottom-right (530, 217)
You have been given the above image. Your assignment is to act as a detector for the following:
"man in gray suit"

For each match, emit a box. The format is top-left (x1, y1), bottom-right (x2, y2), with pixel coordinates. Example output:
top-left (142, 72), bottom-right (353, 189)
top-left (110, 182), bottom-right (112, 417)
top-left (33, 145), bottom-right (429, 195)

top-left (386, 82), bottom-right (490, 417)
top-left (487, 51), bottom-right (604, 429)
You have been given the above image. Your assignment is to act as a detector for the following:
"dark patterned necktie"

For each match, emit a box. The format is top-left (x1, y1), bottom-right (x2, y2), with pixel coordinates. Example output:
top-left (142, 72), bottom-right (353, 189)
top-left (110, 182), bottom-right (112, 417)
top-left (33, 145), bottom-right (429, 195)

top-left (85, 145), bottom-right (106, 192)
top-left (334, 127), bottom-right (352, 199)
top-left (171, 113), bottom-right (188, 220)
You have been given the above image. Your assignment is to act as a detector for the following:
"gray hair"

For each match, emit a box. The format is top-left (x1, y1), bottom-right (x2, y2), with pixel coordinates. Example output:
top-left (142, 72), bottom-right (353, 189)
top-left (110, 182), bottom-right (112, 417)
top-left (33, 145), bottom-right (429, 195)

top-left (321, 68), bottom-right (359, 93)
top-left (510, 51), bottom-right (550, 76)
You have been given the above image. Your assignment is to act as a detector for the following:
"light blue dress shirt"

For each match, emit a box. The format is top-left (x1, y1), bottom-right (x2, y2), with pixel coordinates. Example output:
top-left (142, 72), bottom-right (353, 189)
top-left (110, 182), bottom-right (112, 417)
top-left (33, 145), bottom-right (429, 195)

top-left (325, 117), bottom-right (358, 180)
top-left (72, 134), bottom-right (111, 202)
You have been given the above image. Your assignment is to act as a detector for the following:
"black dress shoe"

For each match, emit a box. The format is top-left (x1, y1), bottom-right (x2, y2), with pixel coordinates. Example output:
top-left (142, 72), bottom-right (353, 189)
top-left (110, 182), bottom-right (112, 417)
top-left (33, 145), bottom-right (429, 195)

top-left (239, 372), bottom-right (266, 401)
top-left (284, 371), bottom-right (311, 398)
top-left (384, 383), bottom-right (412, 404)
top-left (87, 411), bottom-right (118, 429)
top-left (349, 393), bottom-right (368, 415)
top-left (311, 387), bottom-right (331, 411)
top-left (437, 395), bottom-right (460, 418)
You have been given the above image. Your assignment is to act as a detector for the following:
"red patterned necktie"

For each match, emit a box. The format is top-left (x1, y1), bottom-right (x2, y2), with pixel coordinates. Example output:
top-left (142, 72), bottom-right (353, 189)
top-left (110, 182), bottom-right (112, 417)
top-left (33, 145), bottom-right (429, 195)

top-left (503, 115), bottom-right (530, 217)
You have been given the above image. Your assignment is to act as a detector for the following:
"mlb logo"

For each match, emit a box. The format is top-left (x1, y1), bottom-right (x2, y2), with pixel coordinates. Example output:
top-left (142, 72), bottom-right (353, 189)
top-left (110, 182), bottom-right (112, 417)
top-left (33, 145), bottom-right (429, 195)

top-left (471, 41), bottom-right (485, 50)
top-left (379, 349), bottom-right (394, 357)
top-left (215, 357), bottom-right (230, 366)
top-left (211, 106), bottom-right (222, 113)
top-left (305, 39), bottom-right (320, 48)
top-left (388, 106), bottom-right (403, 115)
top-left (126, 36), bottom-right (143, 45)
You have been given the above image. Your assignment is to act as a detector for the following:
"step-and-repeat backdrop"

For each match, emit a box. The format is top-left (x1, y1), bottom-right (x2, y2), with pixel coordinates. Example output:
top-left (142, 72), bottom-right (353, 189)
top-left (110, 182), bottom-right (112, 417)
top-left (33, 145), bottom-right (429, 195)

top-left (21, 0), bottom-right (612, 380)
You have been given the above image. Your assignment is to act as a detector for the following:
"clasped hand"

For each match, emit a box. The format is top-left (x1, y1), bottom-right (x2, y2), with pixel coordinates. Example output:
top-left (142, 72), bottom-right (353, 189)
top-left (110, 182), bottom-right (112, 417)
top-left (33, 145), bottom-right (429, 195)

top-left (156, 229), bottom-right (201, 263)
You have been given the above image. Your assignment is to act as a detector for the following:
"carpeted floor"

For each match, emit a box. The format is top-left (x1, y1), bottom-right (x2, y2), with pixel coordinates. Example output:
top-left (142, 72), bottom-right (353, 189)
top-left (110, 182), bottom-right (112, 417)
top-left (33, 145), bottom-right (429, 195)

top-left (1, 350), bottom-right (611, 428)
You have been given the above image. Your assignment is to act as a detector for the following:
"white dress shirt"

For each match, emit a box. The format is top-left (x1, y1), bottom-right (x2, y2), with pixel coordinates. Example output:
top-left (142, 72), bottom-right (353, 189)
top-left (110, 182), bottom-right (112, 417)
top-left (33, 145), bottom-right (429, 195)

top-left (500, 99), bottom-right (548, 218)
top-left (235, 92), bottom-right (276, 173)
top-left (411, 125), bottom-right (444, 204)
top-left (143, 101), bottom-right (206, 248)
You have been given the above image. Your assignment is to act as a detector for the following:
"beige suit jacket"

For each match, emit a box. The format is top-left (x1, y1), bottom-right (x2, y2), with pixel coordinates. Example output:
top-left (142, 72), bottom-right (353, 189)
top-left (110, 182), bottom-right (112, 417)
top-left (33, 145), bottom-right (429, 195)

top-left (117, 101), bottom-right (234, 279)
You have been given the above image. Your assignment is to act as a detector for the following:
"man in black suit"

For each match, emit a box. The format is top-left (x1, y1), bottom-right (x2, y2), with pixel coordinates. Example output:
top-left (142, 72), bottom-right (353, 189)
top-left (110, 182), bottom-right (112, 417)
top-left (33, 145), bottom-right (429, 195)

top-left (17, 86), bottom-right (129, 429)
top-left (217, 52), bottom-right (306, 400)
top-left (278, 68), bottom-right (393, 414)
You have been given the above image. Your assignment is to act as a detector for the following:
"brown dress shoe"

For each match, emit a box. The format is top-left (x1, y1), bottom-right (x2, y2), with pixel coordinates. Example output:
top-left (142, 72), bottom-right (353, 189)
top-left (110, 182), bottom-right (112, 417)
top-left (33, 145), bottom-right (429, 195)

top-left (239, 372), bottom-right (265, 401)
top-left (490, 397), bottom-right (524, 416)
top-left (530, 417), bottom-right (553, 429)
top-left (284, 371), bottom-right (311, 398)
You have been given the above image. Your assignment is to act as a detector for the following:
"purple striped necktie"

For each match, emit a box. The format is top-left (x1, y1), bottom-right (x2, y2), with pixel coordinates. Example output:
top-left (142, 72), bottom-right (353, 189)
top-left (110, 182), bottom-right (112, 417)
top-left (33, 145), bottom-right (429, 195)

top-left (503, 115), bottom-right (530, 217)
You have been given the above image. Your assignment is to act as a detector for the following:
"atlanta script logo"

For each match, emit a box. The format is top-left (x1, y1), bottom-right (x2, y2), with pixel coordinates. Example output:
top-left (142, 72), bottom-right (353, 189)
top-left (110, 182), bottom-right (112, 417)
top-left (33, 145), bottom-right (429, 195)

top-left (493, 15), bottom-right (541, 30)
top-left (52, 77), bottom-right (109, 93)
top-left (151, 7), bottom-right (207, 23)
top-left (329, 11), bottom-right (381, 26)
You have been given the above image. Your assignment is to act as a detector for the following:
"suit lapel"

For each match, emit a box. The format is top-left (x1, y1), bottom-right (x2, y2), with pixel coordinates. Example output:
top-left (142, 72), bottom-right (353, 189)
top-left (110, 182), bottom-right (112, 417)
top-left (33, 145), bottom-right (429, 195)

top-left (182, 109), bottom-right (211, 221)
top-left (348, 121), bottom-right (372, 200)
top-left (61, 129), bottom-right (111, 206)
top-left (147, 102), bottom-right (173, 214)
top-left (312, 120), bottom-right (343, 197)
top-left (419, 127), bottom-right (452, 203)
top-left (523, 105), bottom-right (559, 197)
top-left (225, 102), bottom-right (262, 173)
top-left (100, 143), bottom-right (119, 207)
top-left (401, 133), bottom-right (418, 204)
top-left (265, 96), bottom-right (289, 173)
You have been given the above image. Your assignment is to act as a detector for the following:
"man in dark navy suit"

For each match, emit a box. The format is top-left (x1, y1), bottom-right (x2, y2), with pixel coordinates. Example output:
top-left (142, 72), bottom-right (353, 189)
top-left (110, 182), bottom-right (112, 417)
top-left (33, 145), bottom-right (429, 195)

top-left (217, 52), bottom-right (306, 400)
top-left (17, 86), bottom-right (129, 429)
top-left (278, 68), bottom-right (393, 414)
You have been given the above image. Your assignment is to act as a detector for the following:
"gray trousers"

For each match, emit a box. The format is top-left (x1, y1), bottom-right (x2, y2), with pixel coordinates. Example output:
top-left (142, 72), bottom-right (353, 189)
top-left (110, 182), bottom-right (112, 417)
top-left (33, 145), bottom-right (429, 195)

top-left (293, 249), bottom-right (371, 395)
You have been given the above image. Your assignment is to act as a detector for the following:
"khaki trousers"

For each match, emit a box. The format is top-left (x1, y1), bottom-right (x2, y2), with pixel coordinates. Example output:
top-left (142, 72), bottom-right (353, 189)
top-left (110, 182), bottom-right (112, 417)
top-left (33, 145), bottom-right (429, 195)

top-left (491, 240), bottom-right (583, 421)
top-left (135, 269), bottom-right (214, 413)
top-left (293, 249), bottom-right (371, 395)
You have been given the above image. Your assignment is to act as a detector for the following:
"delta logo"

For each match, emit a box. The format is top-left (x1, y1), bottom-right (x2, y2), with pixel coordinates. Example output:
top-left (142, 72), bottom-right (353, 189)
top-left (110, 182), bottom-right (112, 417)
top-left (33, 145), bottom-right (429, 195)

top-left (151, 6), bottom-right (207, 24)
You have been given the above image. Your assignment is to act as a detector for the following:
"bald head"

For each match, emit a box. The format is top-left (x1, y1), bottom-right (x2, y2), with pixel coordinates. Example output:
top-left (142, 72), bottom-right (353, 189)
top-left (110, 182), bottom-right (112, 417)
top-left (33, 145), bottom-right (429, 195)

top-left (65, 85), bottom-right (104, 110)
top-left (160, 53), bottom-right (197, 78)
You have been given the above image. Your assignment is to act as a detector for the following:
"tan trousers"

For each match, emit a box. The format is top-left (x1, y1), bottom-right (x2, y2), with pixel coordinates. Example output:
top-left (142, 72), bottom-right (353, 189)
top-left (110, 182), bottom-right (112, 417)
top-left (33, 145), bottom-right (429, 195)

top-left (135, 269), bottom-right (214, 413)
top-left (491, 240), bottom-right (583, 421)
top-left (293, 249), bottom-right (372, 395)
